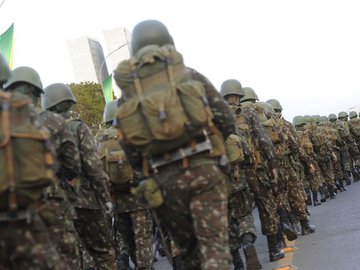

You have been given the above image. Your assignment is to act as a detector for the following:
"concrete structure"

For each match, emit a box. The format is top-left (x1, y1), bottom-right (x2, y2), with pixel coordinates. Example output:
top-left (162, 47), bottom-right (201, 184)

top-left (67, 36), bottom-right (108, 84)
top-left (102, 27), bottom-right (131, 73)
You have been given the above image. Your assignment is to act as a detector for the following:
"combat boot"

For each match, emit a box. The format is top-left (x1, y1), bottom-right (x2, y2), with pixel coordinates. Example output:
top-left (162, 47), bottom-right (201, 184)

top-left (345, 171), bottom-right (352, 185)
top-left (352, 169), bottom-right (360, 182)
top-left (337, 178), bottom-right (347, 191)
top-left (242, 233), bottom-right (262, 270)
top-left (172, 255), bottom-right (181, 270)
top-left (319, 186), bottom-right (327, 203)
top-left (305, 187), bottom-right (312, 206)
top-left (231, 249), bottom-right (245, 270)
top-left (117, 253), bottom-right (131, 270)
top-left (323, 184), bottom-right (330, 199)
top-left (312, 191), bottom-right (322, 206)
top-left (300, 219), bottom-right (316, 235)
top-left (267, 235), bottom-right (285, 262)
top-left (327, 184), bottom-right (336, 199)
top-left (281, 223), bottom-right (298, 241)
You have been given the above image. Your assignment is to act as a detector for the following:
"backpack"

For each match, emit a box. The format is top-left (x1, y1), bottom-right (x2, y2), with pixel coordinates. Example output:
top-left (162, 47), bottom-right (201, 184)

top-left (96, 127), bottom-right (133, 186)
top-left (0, 91), bottom-right (54, 210)
top-left (113, 44), bottom-right (214, 156)
top-left (225, 134), bottom-right (245, 164)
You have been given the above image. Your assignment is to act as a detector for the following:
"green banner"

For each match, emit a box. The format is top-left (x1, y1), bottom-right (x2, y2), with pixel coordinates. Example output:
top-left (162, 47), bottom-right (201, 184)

top-left (0, 23), bottom-right (14, 69)
top-left (102, 74), bottom-right (114, 103)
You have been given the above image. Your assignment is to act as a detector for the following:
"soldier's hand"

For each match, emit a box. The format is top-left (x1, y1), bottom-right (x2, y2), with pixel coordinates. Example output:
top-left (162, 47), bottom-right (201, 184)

top-left (309, 164), bottom-right (316, 175)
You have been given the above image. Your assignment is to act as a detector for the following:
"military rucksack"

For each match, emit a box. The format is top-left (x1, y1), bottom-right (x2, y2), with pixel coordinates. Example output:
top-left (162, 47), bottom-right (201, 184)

top-left (0, 91), bottom-right (54, 210)
top-left (225, 134), bottom-right (245, 164)
top-left (113, 44), bottom-right (214, 156)
top-left (96, 127), bottom-right (133, 187)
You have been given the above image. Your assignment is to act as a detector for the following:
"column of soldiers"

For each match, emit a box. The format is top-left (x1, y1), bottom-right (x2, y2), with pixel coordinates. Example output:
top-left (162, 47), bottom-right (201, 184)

top-left (8, 18), bottom-right (360, 270)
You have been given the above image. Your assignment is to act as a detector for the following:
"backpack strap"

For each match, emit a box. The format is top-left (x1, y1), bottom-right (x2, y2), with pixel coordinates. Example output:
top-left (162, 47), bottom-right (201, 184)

top-left (1, 93), bottom-right (17, 210)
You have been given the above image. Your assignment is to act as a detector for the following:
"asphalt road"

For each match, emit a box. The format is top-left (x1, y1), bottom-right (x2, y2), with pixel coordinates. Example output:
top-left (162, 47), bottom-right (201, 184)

top-left (153, 179), bottom-right (360, 270)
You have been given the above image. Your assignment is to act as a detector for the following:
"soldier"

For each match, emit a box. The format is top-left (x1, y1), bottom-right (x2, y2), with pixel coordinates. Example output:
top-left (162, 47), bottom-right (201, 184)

top-left (235, 87), bottom-right (284, 262)
top-left (266, 99), bottom-right (315, 236)
top-left (4, 66), bottom-right (82, 269)
top-left (220, 79), bottom-right (262, 270)
top-left (96, 100), bottom-right (153, 270)
top-left (113, 20), bottom-right (234, 269)
top-left (338, 112), bottom-right (360, 181)
top-left (0, 56), bottom-right (63, 269)
top-left (337, 112), bottom-right (360, 183)
top-left (42, 83), bottom-right (117, 270)
top-left (328, 113), bottom-right (348, 191)
top-left (348, 111), bottom-right (360, 175)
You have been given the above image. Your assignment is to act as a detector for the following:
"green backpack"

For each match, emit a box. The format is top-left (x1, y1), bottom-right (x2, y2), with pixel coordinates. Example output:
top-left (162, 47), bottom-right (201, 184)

top-left (96, 127), bottom-right (133, 186)
top-left (113, 44), bottom-right (214, 156)
top-left (0, 91), bottom-right (54, 210)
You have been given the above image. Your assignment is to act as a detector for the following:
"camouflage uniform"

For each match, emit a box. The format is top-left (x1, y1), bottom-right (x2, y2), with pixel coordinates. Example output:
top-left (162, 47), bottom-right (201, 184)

top-left (119, 68), bottom-right (234, 270)
top-left (296, 125), bottom-right (323, 205)
top-left (67, 120), bottom-right (116, 270)
top-left (39, 110), bottom-right (82, 269)
top-left (96, 126), bottom-right (153, 270)
top-left (0, 91), bottom-right (63, 270)
top-left (236, 102), bottom-right (279, 236)
top-left (348, 116), bottom-right (360, 174)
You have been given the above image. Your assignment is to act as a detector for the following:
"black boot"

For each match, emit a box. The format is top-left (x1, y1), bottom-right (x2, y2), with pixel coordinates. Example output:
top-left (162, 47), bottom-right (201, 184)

top-left (300, 219), bottom-right (315, 235)
top-left (172, 255), bottom-right (181, 270)
top-left (242, 233), bottom-right (262, 270)
top-left (231, 249), bottom-right (245, 270)
top-left (281, 223), bottom-right (298, 241)
top-left (312, 191), bottom-right (322, 206)
top-left (345, 171), bottom-right (352, 185)
top-left (323, 184), bottom-right (330, 199)
top-left (338, 178), bottom-right (347, 191)
top-left (117, 253), bottom-right (131, 270)
top-left (328, 184), bottom-right (336, 199)
top-left (277, 208), bottom-right (298, 241)
top-left (267, 235), bottom-right (285, 262)
top-left (352, 169), bottom-right (360, 182)
top-left (305, 187), bottom-right (312, 206)
top-left (319, 186), bottom-right (327, 203)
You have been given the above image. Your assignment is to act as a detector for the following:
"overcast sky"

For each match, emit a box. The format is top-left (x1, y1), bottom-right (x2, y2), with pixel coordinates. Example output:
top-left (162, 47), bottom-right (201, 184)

top-left (1, 0), bottom-right (360, 121)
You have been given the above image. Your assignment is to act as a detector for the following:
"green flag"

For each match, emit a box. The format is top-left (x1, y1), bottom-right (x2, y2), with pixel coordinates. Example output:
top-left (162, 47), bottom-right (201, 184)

top-left (102, 74), bottom-right (114, 103)
top-left (0, 23), bottom-right (14, 69)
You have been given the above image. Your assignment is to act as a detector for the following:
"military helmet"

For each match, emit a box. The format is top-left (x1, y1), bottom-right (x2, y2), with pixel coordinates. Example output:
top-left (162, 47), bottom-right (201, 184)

top-left (240, 87), bottom-right (259, 103)
top-left (0, 53), bottom-right (10, 84)
top-left (338, 111), bottom-right (348, 119)
top-left (220, 79), bottom-right (244, 97)
top-left (131, 19), bottom-right (174, 56)
top-left (103, 100), bottom-right (118, 123)
top-left (349, 111), bottom-right (358, 119)
top-left (3, 66), bottom-right (43, 93)
top-left (313, 115), bottom-right (320, 124)
top-left (319, 116), bottom-right (329, 123)
top-left (42, 83), bottom-right (76, 110)
top-left (293, 115), bottom-right (306, 126)
top-left (266, 99), bottom-right (283, 111)
top-left (258, 101), bottom-right (275, 116)
top-left (328, 113), bottom-right (337, 122)
top-left (303, 115), bottom-right (312, 124)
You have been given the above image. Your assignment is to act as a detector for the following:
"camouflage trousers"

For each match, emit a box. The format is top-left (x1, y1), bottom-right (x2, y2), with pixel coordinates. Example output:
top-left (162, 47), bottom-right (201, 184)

top-left (74, 208), bottom-right (116, 270)
top-left (39, 199), bottom-right (81, 269)
top-left (318, 158), bottom-right (335, 186)
top-left (280, 157), bottom-right (308, 221)
top-left (333, 148), bottom-right (345, 181)
top-left (114, 209), bottom-right (153, 269)
top-left (228, 189), bottom-right (256, 251)
top-left (340, 146), bottom-right (352, 173)
top-left (307, 159), bottom-right (323, 192)
top-left (244, 166), bottom-right (279, 236)
top-left (155, 157), bottom-right (232, 270)
top-left (0, 210), bottom-right (64, 270)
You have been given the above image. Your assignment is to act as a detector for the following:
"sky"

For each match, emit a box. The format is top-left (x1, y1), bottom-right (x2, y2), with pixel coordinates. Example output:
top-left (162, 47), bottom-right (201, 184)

top-left (1, 0), bottom-right (360, 121)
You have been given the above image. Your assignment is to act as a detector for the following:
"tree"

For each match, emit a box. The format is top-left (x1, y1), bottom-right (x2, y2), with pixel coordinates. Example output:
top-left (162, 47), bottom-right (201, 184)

top-left (69, 82), bottom-right (106, 134)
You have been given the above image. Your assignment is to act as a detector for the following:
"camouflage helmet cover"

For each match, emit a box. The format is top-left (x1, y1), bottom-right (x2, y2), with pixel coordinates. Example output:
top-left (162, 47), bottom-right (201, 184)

top-left (349, 111), bottom-right (358, 119)
top-left (338, 111), bottom-right (348, 119)
top-left (328, 113), bottom-right (337, 121)
top-left (240, 87), bottom-right (259, 103)
top-left (42, 83), bottom-right (77, 110)
top-left (220, 79), bottom-right (244, 97)
top-left (3, 66), bottom-right (43, 93)
top-left (0, 53), bottom-right (10, 84)
top-left (266, 99), bottom-right (283, 111)
top-left (293, 115), bottom-right (306, 126)
top-left (103, 100), bottom-right (118, 123)
top-left (319, 116), bottom-right (329, 123)
top-left (131, 19), bottom-right (174, 55)
top-left (258, 101), bottom-right (275, 116)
